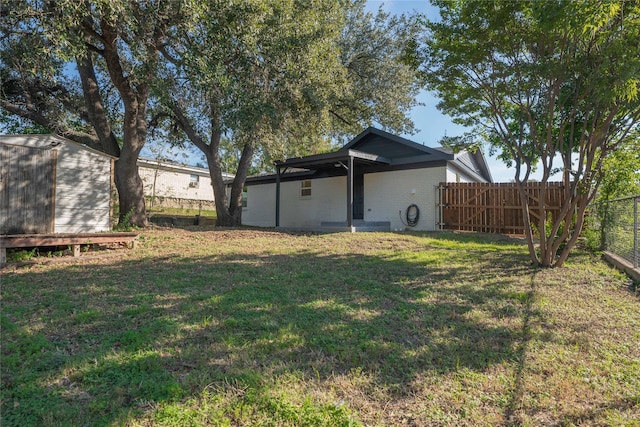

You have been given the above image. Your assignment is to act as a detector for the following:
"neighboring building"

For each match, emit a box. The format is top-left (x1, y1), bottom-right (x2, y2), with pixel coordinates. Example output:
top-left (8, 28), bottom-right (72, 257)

top-left (238, 127), bottom-right (492, 232)
top-left (0, 134), bottom-right (114, 234)
top-left (137, 158), bottom-right (234, 210)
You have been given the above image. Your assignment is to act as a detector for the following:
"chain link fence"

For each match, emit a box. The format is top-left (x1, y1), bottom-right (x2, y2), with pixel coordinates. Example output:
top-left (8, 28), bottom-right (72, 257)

top-left (597, 196), bottom-right (639, 268)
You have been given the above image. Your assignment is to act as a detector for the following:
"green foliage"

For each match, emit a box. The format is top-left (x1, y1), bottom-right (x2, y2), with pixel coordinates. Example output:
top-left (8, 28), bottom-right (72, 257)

top-left (1, 0), bottom-right (198, 227)
top-left (151, 0), bottom-right (424, 224)
top-left (0, 110), bottom-right (51, 134)
top-left (0, 6), bottom-right (88, 137)
top-left (423, 0), bottom-right (640, 267)
top-left (2, 0), bottom-right (424, 228)
top-left (331, 2), bottom-right (423, 140)
top-left (158, 0), bottom-right (351, 153)
top-left (584, 135), bottom-right (640, 250)
top-left (598, 136), bottom-right (640, 200)
top-left (113, 207), bottom-right (137, 232)
top-left (6, 248), bottom-right (38, 262)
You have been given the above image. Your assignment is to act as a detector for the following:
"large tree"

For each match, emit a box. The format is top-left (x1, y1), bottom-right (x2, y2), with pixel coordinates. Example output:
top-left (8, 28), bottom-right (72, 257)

top-left (1, 1), bottom-right (186, 227)
top-left (423, 0), bottom-right (640, 267)
top-left (156, 0), bottom-right (423, 226)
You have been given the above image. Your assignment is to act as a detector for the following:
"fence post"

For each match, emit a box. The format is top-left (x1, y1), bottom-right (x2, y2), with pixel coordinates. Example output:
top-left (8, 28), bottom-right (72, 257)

top-left (634, 197), bottom-right (638, 268)
top-left (438, 185), bottom-right (443, 231)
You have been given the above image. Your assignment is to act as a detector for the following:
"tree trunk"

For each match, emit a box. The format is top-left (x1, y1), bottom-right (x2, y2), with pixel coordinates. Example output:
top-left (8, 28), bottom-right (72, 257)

top-left (554, 200), bottom-right (588, 267)
top-left (77, 52), bottom-right (149, 228)
top-left (98, 20), bottom-right (149, 228)
top-left (115, 108), bottom-right (148, 227)
top-left (213, 142), bottom-right (254, 227)
top-left (515, 181), bottom-right (541, 266)
top-left (114, 108), bottom-right (147, 228)
top-left (76, 54), bottom-right (121, 158)
top-left (168, 99), bottom-right (255, 228)
top-left (114, 155), bottom-right (147, 227)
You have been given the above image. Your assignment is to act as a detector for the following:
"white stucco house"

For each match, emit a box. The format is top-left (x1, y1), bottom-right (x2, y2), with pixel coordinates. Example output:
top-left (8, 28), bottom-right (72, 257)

top-left (0, 134), bottom-right (114, 234)
top-left (138, 158), bottom-right (233, 209)
top-left (238, 127), bottom-right (492, 232)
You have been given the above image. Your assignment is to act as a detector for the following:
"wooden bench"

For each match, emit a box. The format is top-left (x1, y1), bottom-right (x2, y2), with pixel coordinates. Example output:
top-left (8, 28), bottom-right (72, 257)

top-left (0, 232), bottom-right (139, 265)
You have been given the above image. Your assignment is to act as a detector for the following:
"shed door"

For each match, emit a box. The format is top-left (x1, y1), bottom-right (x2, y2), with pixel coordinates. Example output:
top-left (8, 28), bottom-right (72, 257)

top-left (0, 144), bottom-right (55, 234)
top-left (353, 174), bottom-right (364, 220)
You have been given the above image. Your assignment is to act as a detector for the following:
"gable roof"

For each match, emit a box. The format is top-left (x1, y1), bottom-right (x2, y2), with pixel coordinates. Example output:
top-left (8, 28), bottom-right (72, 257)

top-left (241, 127), bottom-right (493, 184)
top-left (435, 146), bottom-right (493, 182)
top-left (274, 127), bottom-right (453, 172)
top-left (340, 127), bottom-right (452, 162)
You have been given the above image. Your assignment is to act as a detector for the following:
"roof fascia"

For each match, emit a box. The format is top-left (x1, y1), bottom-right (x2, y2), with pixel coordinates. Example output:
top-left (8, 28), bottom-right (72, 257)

top-left (243, 159), bottom-right (453, 186)
top-left (390, 153), bottom-right (452, 166)
top-left (275, 148), bottom-right (390, 169)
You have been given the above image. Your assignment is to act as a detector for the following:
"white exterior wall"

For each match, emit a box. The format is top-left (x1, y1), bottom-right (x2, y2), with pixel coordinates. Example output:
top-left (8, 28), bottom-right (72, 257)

top-left (279, 176), bottom-right (347, 228)
top-left (364, 167), bottom-right (447, 231)
top-left (243, 183), bottom-right (276, 227)
top-left (0, 134), bottom-right (113, 233)
top-left (138, 163), bottom-right (215, 202)
top-left (446, 165), bottom-right (475, 183)
top-left (242, 177), bottom-right (347, 228)
top-left (242, 166), bottom-right (450, 231)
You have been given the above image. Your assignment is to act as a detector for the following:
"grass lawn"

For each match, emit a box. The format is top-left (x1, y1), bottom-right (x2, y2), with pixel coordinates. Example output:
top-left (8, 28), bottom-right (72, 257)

top-left (1, 229), bottom-right (639, 426)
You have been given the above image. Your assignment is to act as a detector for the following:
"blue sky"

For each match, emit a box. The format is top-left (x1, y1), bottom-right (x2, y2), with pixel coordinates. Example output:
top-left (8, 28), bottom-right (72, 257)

top-left (365, 0), bottom-right (518, 182)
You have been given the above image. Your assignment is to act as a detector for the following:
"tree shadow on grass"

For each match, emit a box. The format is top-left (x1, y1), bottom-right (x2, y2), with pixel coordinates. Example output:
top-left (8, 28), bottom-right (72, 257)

top-left (2, 235), bottom-right (543, 425)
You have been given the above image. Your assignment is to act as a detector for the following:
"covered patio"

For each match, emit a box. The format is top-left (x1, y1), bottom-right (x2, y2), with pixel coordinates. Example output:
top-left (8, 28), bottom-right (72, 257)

top-left (274, 149), bottom-right (390, 232)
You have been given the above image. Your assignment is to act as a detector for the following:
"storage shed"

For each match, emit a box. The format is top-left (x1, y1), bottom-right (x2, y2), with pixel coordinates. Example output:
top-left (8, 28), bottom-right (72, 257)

top-left (0, 134), bottom-right (114, 234)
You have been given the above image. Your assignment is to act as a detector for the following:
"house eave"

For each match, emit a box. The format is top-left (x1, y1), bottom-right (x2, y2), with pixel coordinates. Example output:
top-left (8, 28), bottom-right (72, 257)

top-left (275, 149), bottom-right (390, 171)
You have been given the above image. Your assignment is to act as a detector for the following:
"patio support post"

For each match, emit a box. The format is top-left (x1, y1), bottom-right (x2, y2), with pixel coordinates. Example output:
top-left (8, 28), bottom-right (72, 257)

top-left (275, 165), bottom-right (281, 227)
top-left (347, 156), bottom-right (354, 228)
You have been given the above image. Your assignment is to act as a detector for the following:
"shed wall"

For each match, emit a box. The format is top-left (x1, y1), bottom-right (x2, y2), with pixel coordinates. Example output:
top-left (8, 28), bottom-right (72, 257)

top-left (0, 135), bottom-right (113, 233)
top-left (54, 146), bottom-right (112, 233)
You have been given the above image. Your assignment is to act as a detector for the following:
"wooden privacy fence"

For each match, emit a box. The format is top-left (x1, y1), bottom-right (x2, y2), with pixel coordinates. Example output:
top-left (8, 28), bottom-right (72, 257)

top-left (437, 182), bottom-right (566, 234)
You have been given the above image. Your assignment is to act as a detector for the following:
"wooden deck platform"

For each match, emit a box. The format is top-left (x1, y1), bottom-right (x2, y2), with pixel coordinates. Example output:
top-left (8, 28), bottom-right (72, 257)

top-left (0, 232), bottom-right (139, 265)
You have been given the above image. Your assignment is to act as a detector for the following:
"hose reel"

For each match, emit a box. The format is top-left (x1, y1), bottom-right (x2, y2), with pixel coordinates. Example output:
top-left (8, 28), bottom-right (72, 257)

top-left (400, 203), bottom-right (420, 227)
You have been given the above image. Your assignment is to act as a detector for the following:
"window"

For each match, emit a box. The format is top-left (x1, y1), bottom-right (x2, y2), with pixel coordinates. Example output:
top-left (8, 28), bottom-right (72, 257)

top-left (300, 180), bottom-right (312, 197)
top-left (189, 174), bottom-right (200, 188)
top-left (242, 186), bottom-right (248, 207)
